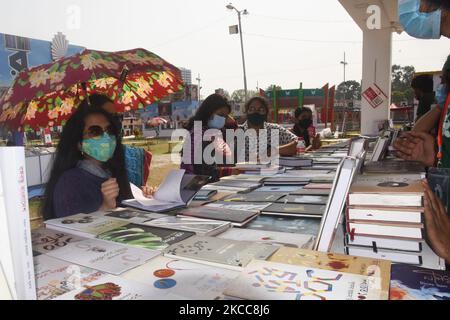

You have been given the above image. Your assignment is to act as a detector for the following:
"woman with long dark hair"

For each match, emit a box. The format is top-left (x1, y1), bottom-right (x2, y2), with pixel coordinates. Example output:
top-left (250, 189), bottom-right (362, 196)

top-left (42, 94), bottom-right (133, 220)
top-left (180, 93), bottom-right (236, 182)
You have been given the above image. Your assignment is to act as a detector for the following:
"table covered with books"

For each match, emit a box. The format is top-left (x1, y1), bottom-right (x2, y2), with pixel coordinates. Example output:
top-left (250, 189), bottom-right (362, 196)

top-left (29, 133), bottom-right (449, 300)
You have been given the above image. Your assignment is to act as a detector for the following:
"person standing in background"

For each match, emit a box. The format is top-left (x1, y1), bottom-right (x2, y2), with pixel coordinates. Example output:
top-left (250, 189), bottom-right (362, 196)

top-left (411, 74), bottom-right (435, 121)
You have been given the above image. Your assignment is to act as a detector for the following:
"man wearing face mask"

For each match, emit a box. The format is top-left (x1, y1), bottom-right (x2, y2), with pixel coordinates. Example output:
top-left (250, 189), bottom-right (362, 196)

top-left (291, 107), bottom-right (321, 151)
top-left (238, 96), bottom-right (297, 162)
top-left (399, 0), bottom-right (450, 39)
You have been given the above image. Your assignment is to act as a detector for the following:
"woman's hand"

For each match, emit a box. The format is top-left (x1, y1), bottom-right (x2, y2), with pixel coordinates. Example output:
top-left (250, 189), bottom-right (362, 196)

top-left (422, 180), bottom-right (450, 264)
top-left (142, 185), bottom-right (157, 198)
top-left (100, 178), bottom-right (119, 210)
top-left (147, 117), bottom-right (167, 127)
top-left (393, 131), bottom-right (436, 166)
top-left (312, 133), bottom-right (321, 150)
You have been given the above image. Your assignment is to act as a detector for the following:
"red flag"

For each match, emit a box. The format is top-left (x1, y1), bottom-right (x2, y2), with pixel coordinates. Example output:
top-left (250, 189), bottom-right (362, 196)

top-left (328, 85), bottom-right (336, 131)
top-left (321, 83), bottom-right (329, 127)
top-left (259, 88), bottom-right (266, 97)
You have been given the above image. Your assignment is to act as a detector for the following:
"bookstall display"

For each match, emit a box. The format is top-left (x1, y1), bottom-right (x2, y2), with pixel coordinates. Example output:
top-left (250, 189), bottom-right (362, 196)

top-left (1, 132), bottom-right (448, 301)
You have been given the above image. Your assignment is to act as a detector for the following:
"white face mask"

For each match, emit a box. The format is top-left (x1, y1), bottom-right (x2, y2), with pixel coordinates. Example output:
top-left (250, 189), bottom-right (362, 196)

top-left (208, 114), bottom-right (226, 129)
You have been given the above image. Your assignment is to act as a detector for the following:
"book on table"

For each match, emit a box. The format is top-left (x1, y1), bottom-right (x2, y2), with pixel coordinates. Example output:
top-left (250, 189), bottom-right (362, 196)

top-left (122, 169), bottom-right (211, 213)
top-left (276, 195), bottom-right (329, 205)
top-left (96, 223), bottom-right (195, 251)
top-left (277, 156), bottom-right (313, 167)
top-left (142, 216), bottom-right (232, 237)
top-left (389, 264), bottom-right (450, 300)
top-left (45, 213), bottom-right (130, 238)
top-left (122, 255), bottom-right (240, 300)
top-left (261, 203), bottom-right (326, 218)
top-left (205, 201), bottom-right (272, 212)
top-left (217, 228), bottom-right (316, 250)
top-left (32, 227), bottom-right (86, 255)
top-left (163, 236), bottom-right (279, 271)
top-left (268, 246), bottom-right (391, 299)
top-left (0, 147), bottom-right (36, 300)
top-left (221, 191), bottom-right (286, 202)
top-left (346, 205), bottom-right (423, 224)
top-left (177, 206), bottom-right (259, 227)
top-left (46, 238), bottom-right (159, 275)
top-left (345, 233), bottom-right (423, 252)
top-left (223, 259), bottom-right (388, 300)
top-left (348, 173), bottom-right (425, 207)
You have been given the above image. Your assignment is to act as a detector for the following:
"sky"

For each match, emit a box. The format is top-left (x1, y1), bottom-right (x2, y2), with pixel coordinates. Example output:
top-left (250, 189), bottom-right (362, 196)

top-left (0, 0), bottom-right (449, 97)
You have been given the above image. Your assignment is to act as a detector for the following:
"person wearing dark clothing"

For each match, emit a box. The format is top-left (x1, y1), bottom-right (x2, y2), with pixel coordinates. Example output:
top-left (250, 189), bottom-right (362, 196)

top-left (42, 94), bottom-right (133, 219)
top-left (411, 74), bottom-right (435, 121)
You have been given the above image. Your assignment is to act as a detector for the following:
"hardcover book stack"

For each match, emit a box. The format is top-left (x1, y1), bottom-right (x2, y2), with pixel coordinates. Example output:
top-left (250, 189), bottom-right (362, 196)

top-left (345, 173), bottom-right (445, 269)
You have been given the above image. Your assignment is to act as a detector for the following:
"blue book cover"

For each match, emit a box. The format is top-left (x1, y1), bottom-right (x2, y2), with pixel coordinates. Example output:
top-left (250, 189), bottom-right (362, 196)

top-left (390, 264), bottom-right (450, 300)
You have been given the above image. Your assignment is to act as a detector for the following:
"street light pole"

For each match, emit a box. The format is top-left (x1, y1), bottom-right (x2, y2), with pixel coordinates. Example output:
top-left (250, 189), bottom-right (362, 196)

top-left (195, 73), bottom-right (201, 102)
top-left (227, 3), bottom-right (248, 102)
top-left (340, 52), bottom-right (348, 134)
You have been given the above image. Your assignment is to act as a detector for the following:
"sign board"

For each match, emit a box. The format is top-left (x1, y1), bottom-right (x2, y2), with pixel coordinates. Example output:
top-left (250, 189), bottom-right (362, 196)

top-left (362, 83), bottom-right (388, 109)
top-left (229, 25), bottom-right (239, 34)
top-left (265, 88), bottom-right (324, 99)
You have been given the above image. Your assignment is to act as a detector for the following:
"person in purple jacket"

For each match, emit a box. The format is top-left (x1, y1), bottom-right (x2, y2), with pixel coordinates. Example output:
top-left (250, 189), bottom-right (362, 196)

top-left (41, 94), bottom-right (133, 219)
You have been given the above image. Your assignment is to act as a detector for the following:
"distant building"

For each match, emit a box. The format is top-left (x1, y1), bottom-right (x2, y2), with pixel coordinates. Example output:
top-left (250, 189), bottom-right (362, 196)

top-left (122, 112), bottom-right (143, 136)
top-left (179, 67), bottom-right (192, 86)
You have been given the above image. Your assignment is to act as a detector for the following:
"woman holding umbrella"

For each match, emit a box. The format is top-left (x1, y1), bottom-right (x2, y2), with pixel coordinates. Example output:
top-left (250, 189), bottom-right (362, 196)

top-left (42, 94), bottom-right (136, 219)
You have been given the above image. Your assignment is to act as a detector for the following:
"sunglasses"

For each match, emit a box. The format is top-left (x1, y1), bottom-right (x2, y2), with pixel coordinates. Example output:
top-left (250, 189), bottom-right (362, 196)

top-left (85, 125), bottom-right (115, 138)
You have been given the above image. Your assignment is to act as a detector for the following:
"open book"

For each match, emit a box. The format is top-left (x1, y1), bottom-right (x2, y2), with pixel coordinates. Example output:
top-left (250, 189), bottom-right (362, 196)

top-left (122, 169), bottom-right (211, 213)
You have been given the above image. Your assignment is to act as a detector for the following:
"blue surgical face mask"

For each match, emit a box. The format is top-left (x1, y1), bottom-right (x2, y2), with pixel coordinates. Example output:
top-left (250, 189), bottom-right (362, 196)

top-left (436, 84), bottom-right (449, 108)
top-left (398, 0), bottom-right (441, 39)
top-left (208, 114), bottom-right (226, 129)
top-left (81, 133), bottom-right (117, 162)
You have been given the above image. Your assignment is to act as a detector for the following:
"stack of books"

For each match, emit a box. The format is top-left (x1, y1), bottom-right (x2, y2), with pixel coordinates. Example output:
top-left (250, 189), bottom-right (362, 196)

top-left (345, 173), bottom-right (445, 269)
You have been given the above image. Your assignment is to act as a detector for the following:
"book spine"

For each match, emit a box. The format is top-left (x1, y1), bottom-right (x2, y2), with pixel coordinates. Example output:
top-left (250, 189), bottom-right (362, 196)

top-left (0, 147), bottom-right (37, 300)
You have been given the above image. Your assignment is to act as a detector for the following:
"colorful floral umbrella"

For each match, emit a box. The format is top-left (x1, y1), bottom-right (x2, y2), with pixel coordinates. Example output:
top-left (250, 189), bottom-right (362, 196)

top-left (0, 48), bottom-right (184, 129)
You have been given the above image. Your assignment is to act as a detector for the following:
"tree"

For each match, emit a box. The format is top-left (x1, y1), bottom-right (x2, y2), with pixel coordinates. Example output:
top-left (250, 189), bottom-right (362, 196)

top-left (265, 85), bottom-right (282, 92)
top-left (391, 64), bottom-right (415, 103)
top-left (336, 80), bottom-right (361, 101)
top-left (231, 89), bottom-right (257, 103)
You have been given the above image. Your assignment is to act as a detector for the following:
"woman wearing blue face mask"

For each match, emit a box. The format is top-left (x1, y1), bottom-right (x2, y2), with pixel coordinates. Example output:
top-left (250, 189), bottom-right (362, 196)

top-left (42, 94), bottom-right (133, 219)
top-left (181, 93), bottom-right (236, 182)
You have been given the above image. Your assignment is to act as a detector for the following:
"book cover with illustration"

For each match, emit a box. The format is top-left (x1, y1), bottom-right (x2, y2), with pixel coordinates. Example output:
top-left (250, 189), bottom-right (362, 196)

top-left (224, 260), bottom-right (387, 300)
top-left (163, 236), bottom-right (279, 271)
top-left (206, 201), bottom-right (272, 212)
top-left (269, 247), bottom-right (391, 299)
top-left (221, 192), bottom-right (286, 203)
top-left (46, 239), bottom-right (159, 275)
top-left (389, 264), bottom-right (450, 300)
top-left (246, 215), bottom-right (320, 235)
top-left (123, 256), bottom-right (240, 300)
top-left (217, 228), bottom-right (315, 250)
top-left (276, 195), bottom-right (328, 205)
top-left (97, 224), bottom-right (195, 251)
top-left (45, 213), bottom-right (129, 238)
top-left (32, 228), bottom-right (86, 254)
top-left (34, 255), bottom-right (105, 300)
top-left (54, 274), bottom-right (162, 300)
top-left (143, 216), bottom-right (231, 237)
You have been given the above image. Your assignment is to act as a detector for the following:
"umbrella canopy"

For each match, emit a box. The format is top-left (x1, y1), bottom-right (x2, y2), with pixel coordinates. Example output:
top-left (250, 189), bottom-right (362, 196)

top-left (0, 48), bottom-right (184, 129)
